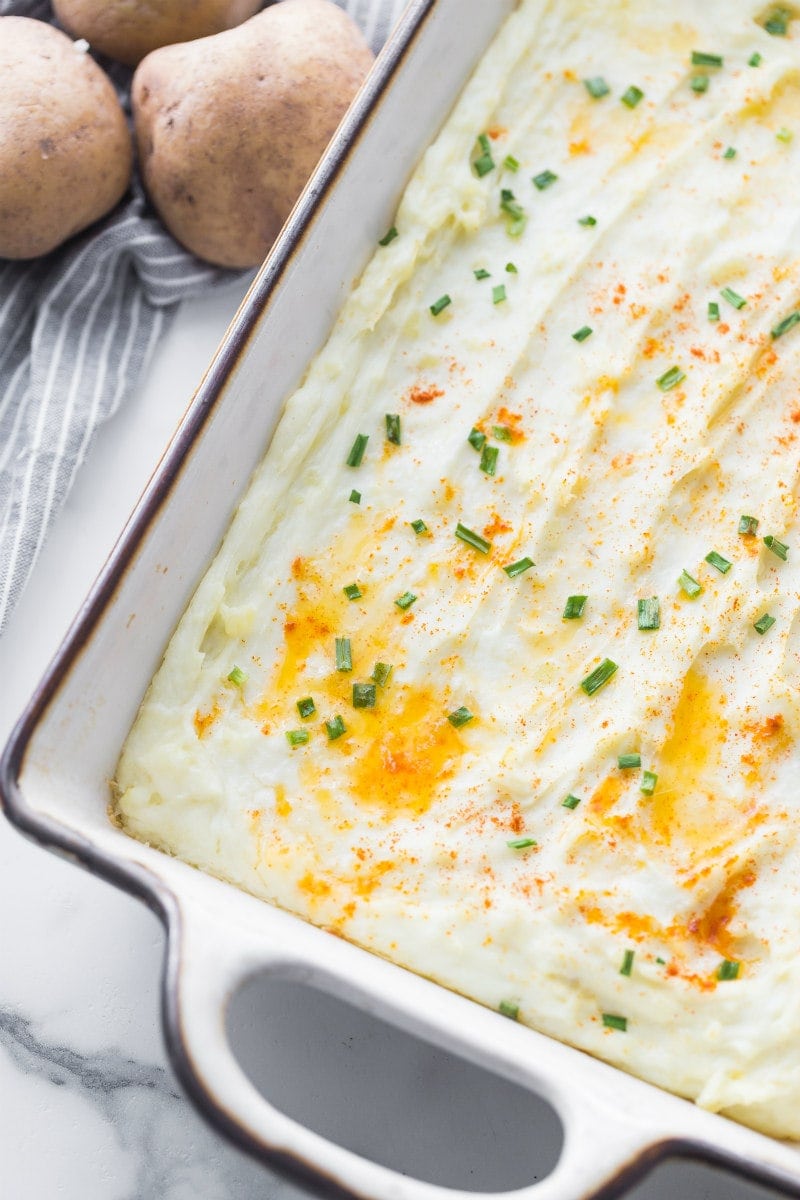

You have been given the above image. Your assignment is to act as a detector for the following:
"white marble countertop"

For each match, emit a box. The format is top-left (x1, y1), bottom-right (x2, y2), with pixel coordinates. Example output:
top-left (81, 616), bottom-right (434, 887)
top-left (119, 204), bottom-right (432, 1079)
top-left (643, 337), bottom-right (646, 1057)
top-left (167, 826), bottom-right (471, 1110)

top-left (0, 280), bottom-right (787, 1200)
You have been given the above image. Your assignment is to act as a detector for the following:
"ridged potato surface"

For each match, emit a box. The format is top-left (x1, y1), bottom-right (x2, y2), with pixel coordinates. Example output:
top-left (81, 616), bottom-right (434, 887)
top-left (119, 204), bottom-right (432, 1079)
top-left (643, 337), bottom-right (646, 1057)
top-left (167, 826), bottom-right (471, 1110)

top-left (132, 0), bottom-right (374, 268)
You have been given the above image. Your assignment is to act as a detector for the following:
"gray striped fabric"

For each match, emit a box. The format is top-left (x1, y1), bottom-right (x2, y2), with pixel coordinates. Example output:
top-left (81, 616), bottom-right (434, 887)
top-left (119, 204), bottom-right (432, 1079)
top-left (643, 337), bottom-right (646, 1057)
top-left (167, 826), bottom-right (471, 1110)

top-left (0, 0), bottom-right (404, 635)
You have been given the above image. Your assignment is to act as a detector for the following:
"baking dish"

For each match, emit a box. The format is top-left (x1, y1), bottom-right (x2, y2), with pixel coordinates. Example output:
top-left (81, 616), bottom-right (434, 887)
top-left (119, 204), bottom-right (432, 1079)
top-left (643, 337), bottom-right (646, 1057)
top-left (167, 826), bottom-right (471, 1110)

top-left (4, 1), bottom-right (800, 1196)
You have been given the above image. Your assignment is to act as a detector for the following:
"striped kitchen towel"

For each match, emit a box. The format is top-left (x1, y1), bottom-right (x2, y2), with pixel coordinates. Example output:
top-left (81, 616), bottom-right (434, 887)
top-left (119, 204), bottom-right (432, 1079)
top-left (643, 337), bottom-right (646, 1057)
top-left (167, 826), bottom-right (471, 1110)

top-left (0, 0), bottom-right (405, 636)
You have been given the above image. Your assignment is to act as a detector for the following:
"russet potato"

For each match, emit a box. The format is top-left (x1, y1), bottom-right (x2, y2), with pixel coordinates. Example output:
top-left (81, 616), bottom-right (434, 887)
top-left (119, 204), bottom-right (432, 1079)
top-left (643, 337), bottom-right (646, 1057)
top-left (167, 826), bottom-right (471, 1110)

top-left (0, 18), bottom-right (132, 260)
top-left (132, 0), bottom-right (374, 269)
top-left (52, 0), bottom-right (265, 68)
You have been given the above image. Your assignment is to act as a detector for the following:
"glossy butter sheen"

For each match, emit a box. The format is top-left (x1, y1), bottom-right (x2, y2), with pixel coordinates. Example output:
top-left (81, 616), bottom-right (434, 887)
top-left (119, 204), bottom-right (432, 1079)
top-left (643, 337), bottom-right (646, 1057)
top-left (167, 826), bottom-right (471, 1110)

top-left (116, 0), bottom-right (800, 1137)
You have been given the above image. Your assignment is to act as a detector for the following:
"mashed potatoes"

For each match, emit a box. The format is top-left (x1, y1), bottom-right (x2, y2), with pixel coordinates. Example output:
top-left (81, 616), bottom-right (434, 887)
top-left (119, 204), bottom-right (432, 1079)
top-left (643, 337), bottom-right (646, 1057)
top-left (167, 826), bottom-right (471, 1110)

top-left (115, 0), bottom-right (800, 1138)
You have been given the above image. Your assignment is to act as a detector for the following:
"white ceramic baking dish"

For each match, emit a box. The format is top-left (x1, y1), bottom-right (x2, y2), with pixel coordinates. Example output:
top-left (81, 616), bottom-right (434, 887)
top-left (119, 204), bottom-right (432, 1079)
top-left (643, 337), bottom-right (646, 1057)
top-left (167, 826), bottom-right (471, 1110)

top-left (4, 3), bottom-right (800, 1197)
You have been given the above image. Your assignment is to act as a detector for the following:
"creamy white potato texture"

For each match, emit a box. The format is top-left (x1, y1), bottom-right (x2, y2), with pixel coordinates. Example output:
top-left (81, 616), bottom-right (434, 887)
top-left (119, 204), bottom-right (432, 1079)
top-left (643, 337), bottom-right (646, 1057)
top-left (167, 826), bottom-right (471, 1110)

top-left (117, 0), bottom-right (800, 1137)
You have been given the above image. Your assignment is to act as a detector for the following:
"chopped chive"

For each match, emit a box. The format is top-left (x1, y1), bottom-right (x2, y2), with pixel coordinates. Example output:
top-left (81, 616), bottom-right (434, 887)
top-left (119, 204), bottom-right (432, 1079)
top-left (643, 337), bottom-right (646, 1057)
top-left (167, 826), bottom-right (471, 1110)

top-left (286, 729), bottom-right (310, 746)
top-left (378, 225), bottom-right (398, 246)
top-left (721, 286), bottom-right (747, 310)
top-left (708, 301), bottom-right (720, 321)
top-left (572, 325), bottom-right (593, 342)
top-left (640, 770), bottom-right (658, 796)
top-left (455, 522), bottom-right (492, 554)
top-left (584, 75), bottom-right (611, 98)
top-left (505, 261), bottom-right (518, 273)
top-left (325, 715), bottom-right (346, 741)
top-left (395, 591), bottom-right (417, 610)
top-left (503, 556), bottom-right (534, 578)
top-left (507, 836), bottom-right (537, 849)
top-left (499, 1000), bottom-right (519, 1020)
top-left (385, 413), bottom-right (401, 446)
top-left (656, 956), bottom-right (667, 965)
top-left (492, 284), bottom-right (507, 304)
top-left (227, 665), bottom-right (246, 687)
top-left (448, 705), bottom-right (474, 728)
top-left (621, 85), bottom-right (644, 108)
top-left (410, 518), bottom-right (428, 534)
top-left (772, 311), bottom-right (800, 339)
top-left (578, 214), bottom-right (597, 226)
top-left (705, 550), bottom-right (732, 574)
top-left (637, 596), bottom-right (660, 631)
top-left (493, 424), bottom-right (512, 441)
top-left (749, 51), bottom-right (763, 65)
top-left (532, 169), bottom-right (558, 190)
top-left (480, 444), bottom-right (499, 476)
top-left (472, 132), bottom-right (495, 177)
top-left (580, 658), bottom-right (618, 696)
top-left (764, 534), bottom-right (789, 560)
top-left (563, 594), bottom-right (588, 620)
top-left (722, 146), bottom-right (737, 159)
top-left (777, 126), bottom-right (794, 142)
top-left (349, 489), bottom-right (361, 504)
top-left (343, 583), bottom-right (362, 601)
top-left (656, 365), bottom-right (686, 391)
top-left (503, 154), bottom-right (520, 172)
top-left (352, 682), bottom-right (377, 709)
top-left (620, 949), bottom-right (635, 977)
top-left (346, 433), bottom-right (369, 467)
top-left (738, 514), bottom-right (759, 536)
top-left (678, 569), bottom-right (703, 598)
top-left (691, 74), bottom-right (710, 93)
top-left (335, 637), bottom-right (352, 672)
top-left (618, 753), bottom-right (641, 769)
top-left (430, 294), bottom-right (452, 316)
top-left (602, 1013), bottom-right (627, 1032)
top-left (371, 662), bottom-right (393, 686)
top-left (717, 959), bottom-right (740, 981)
top-left (474, 267), bottom-right (491, 280)
top-left (500, 188), bottom-right (527, 237)
top-left (562, 793), bottom-right (582, 810)
top-left (764, 8), bottom-right (790, 36)
top-left (297, 696), bottom-right (316, 719)
top-left (468, 427), bottom-right (486, 451)
top-left (691, 50), bottom-right (724, 67)
top-left (754, 612), bottom-right (776, 635)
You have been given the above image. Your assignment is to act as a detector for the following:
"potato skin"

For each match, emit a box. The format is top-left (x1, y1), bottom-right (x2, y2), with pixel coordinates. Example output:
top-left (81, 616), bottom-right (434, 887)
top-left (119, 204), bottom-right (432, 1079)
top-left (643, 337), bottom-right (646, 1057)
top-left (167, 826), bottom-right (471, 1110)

top-left (0, 18), bottom-right (132, 260)
top-left (133, 0), bottom-right (374, 268)
top-left (52, 0), bottom-right (264, 68)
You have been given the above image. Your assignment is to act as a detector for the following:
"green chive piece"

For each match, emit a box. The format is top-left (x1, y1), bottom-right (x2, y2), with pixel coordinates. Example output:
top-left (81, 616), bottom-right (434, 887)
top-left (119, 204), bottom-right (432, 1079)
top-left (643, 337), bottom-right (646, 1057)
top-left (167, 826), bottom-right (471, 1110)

top-left (227, 665), bottom-right (246, 687)
top-left (343, 583), bottom-right (362, 601)
top-left (532, 169), bottom-right (558, 190)
top-left (764, 535), bottom-right (789, 561)
top-left (771, 311), bottom-right (800, 339)
top-left (754, 612), bottom-right (776, 635)
top-left (507, 837), bottom-right (537, 849)
top-left (335, 637), bottom-right (352, 672)
top-left (722, 146), bottom-right (737, 159)
top-left (448, 705), bottom-right (474, 728)
top-left (297, 697), bottom-right (316, 719)
top-left (492, 284), bottom-right (507, 304)
top-left (641, 770), bottom-right (658, 796)
top-left (286, 729), bottom-right (310, 747)
top-left (474, 267), bottom-right (491, 280)
top-left (499, 1000), bottom-right (519, 1020)
top-left (493, 424), bottom-right (512, 441)
top-left (749, 51), bottom-right (763, 66)
top-left (578, 214), bottom-right (597, 226)
top-left (472, 132), bottom-right (495, 177)
top-left (637, 597), bottom-right (660, 631)
top-left (691, 50), bottom-right (724, 67)
top-left (621, 85), bottom-right (644, 108)
top-left (563, 594), bottom-right (588, 620)
top-left (777, 126), bottom-right (794, 142)
top-left (562, 793), bottom-right (582, 810)
top-left (721, 286), bottom-right (747, 310)
top-left (395, 591), bottom-right (417, 611)
top-left (371, 662), bottom-right (393, 687)
top-left (708, 301), bottom-right (720, 321)
top-left (500, 188), bottom-right (527, 237)
top-left (410, 518), bottom-right (428, 534)
top-left (503, 556), bottom-right (534, 578)
top-left (618, 753), bottom-right (641, 769)
top-left (581, 658), bottom-right (618, 696)
top-left (738, 514), bottom-right (759, 536)
top-left (656, 365), bottom-right (686, 391)
top-left (656, 957), bottom-right (667, 965)
top-left (678, 569), bottom-right (703, 598)
top-left (584, 75), bottom-right (611, 98)
top-left (691, 74), bottom-right (710, 93)
top-left (385, 413), bottom-right (401, 447)
top-left (602, 1013), bottom-right (628, 1032)
top-left (468, 427), bottom-right (486, 451)
top-left (349, 489), bottom-right (361, 504)
top-left (503, 154), bottom-right (520, 172)
top-left (505, 261), bottom-right (518, 273)
top-left (378, 225), bottom-right (398, 246)
top-left (620, 949), bottom-right (635, 977)
top-left (480, 445), bottom-right (499, 476)
top-left (705, 550), bottom-right (732, 574)
top-left (352, 682), bottom-right (377, 709)
top-left (346, 433), bottom-right (369, 468)
top-left (455, 522), bottom-right (492, 554)
top-left (325, 715), bottom-right (346, 741)
top-left (430, 294), bottom-right (452, 316)
top-left (717, 959), bottom-right (740, 981)
top-left (572, 325), bottom-right (593, 342)
top-left (764, 8), bottom-right (790, 36)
